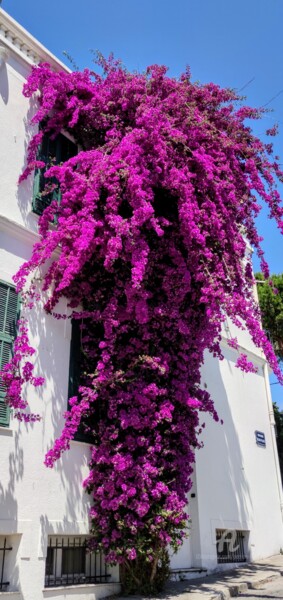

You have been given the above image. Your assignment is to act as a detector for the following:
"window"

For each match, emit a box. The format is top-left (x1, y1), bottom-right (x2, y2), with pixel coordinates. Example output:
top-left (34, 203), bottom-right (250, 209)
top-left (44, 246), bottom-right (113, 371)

top-left (0, 537), bottom-right (12, 591)
top-left (68, 320), bottom-right (94, 443)
top-left (68, 319), bottom-right (82, 402)
top-left (0, 282), bottom-right (20, 427)
top-left (33, 132), bottom-right (77, 216)
top-left (216, 529), bottom-right (246, 564)
top-left (44, 536), bottom-right (109, 587)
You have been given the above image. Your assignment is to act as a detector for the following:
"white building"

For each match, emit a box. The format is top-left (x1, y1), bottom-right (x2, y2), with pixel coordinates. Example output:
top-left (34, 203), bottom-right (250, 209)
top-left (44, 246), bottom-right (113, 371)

top-left (0, 8), bottom-right (282, 600)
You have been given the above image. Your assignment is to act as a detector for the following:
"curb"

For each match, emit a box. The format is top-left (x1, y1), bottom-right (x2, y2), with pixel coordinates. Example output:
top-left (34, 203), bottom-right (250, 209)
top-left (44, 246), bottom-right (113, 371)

top-left (249, 572), bottom-right (283, 589)
top-left (207, 571), bottom-right (283, 599)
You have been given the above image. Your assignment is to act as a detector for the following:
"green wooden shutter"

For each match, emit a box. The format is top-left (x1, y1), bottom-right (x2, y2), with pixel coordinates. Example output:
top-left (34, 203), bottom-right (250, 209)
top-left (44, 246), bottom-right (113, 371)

top-left (32, 133), bottom-right (77, 216)
top-left (0, 282), bottom-right (20, 427)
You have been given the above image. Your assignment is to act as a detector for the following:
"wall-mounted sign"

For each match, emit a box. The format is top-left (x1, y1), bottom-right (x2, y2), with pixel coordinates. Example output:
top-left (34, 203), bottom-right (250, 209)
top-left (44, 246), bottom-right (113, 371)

top-left (255, 430), bottom-right (266, 448)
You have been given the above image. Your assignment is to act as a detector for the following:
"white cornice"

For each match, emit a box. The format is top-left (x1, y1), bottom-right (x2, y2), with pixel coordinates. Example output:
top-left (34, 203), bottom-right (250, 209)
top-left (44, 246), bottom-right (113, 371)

top-left (0, 214), bottom-right (40, 245)
top-left (0, 215), bottom-right (61, 259)
top-left (0, 8), bottom-right (70, 72)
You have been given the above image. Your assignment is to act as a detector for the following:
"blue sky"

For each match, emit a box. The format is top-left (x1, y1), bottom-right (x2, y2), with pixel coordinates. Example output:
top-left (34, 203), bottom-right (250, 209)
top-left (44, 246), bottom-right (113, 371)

top-left (3, 0), bottom-right (283, 405)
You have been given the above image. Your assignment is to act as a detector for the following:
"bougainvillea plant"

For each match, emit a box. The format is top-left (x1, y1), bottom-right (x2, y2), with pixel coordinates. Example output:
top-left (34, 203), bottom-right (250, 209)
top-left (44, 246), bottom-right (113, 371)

top-left (1, 56), bottom-right (283, 592)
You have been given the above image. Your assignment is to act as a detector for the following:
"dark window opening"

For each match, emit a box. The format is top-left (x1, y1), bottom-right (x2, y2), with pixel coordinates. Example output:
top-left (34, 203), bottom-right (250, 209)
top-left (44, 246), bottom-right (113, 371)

top-left (45, 547), bottom-right (54, 577)
top-left (62, 547), bottom-right (85, 575)
top-left (33, 132), bottom-right (77, 216)
top-left (216, 529), bottom-right (246, 564)
top-left (68, 319), bottom-right (95, 443)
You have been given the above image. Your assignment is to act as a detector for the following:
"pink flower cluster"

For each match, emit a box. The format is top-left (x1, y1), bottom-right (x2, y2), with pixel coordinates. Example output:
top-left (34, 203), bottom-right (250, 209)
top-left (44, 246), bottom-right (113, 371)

top-left (235, 353), bottom-right (258, 374)
top-left (227, 337), bottom-right (239, 351)
top-left (7, 58), bottom-right (283, 564)
top-left (0, 318), bottom-right (43, 422)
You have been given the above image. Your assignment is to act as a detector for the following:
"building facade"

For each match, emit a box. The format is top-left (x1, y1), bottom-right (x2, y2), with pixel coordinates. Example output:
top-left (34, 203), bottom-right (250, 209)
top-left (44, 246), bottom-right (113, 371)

top-left (0, 8), bottom-right (282, 600)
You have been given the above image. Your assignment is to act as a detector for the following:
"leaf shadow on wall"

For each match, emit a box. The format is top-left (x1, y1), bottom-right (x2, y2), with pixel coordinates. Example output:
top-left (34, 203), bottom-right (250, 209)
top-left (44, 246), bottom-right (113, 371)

top-left (26, 297), bottom-right (91, 529)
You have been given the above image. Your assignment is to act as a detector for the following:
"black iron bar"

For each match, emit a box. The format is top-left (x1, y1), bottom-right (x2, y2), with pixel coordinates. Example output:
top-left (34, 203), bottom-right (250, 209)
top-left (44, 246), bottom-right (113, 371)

top-left (0, 538), bottom-right (12, 590)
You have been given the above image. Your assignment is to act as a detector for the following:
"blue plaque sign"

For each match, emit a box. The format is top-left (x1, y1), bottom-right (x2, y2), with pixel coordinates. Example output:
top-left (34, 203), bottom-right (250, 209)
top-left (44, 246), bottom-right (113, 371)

top-left (255, 430), bottom-right (266, 447)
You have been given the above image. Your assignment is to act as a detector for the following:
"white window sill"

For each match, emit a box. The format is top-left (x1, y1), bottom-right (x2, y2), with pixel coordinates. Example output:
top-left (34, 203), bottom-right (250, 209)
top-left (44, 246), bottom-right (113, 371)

top-left (0, 426), bottom-right (13, 436)
top-left (43, 582), bottom-right (120, 592)
top-left (0, 592), bottom-right (21, 598)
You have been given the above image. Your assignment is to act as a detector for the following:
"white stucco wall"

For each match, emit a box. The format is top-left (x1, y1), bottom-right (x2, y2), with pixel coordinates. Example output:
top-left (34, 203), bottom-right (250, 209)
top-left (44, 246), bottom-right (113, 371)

top-left (0, 53), bottom-right (37, 232)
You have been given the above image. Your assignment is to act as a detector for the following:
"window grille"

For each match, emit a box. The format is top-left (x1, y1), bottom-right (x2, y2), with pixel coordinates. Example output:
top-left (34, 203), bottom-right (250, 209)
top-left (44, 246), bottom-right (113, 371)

top-left (216, 529), bottom-right (246, 564)
top-left (33, 133), bottom-right (77, 216)
top-left (44, 537), bottom-right (110, 587)
top-left (0, 537), bottom-right (12, 590)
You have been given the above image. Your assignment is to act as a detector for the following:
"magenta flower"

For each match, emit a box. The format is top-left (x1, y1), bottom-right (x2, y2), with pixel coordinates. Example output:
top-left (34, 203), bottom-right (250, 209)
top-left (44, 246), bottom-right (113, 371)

top-left (235, 353), bottom-right (258, 374)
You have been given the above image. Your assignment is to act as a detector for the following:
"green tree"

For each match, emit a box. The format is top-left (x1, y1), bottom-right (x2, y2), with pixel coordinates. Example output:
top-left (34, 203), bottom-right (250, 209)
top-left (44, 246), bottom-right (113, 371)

top-left (256, 273), bottom-right (283, 362)
top-left (256, 274), bottom-right (283, 482)
top-left (273, 402), bottom-right (283, 483)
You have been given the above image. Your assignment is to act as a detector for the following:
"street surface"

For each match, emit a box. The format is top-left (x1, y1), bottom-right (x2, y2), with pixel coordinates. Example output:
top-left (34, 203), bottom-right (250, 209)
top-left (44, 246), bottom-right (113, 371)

top-left (237, 577), bottom-right (283, 598)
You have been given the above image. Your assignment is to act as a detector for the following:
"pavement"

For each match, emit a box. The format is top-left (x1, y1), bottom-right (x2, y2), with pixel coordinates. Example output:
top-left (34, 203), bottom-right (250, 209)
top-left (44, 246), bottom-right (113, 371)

top-left (117, 554), bottom-right (283, 600)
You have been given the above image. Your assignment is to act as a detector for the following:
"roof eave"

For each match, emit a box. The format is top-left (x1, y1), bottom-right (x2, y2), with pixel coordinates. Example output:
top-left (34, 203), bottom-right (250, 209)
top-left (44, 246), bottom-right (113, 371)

top-left (0, 8), bottom-right (71, 72)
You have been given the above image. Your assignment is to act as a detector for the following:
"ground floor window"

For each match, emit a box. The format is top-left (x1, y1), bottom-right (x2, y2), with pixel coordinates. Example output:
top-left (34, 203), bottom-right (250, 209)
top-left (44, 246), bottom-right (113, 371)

top-left (216, 529), bottom-right (246, 564)
top-left (45, 536), bottom-right (110, 587)
top-left (0, 536), bottom-right (12, 591)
